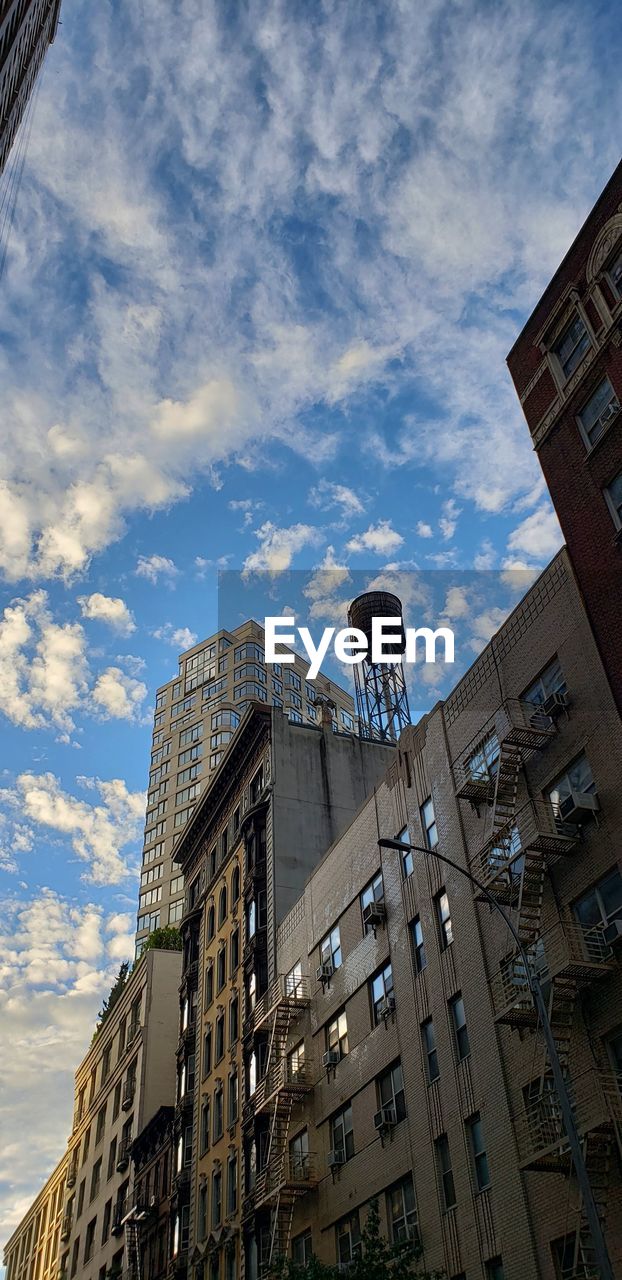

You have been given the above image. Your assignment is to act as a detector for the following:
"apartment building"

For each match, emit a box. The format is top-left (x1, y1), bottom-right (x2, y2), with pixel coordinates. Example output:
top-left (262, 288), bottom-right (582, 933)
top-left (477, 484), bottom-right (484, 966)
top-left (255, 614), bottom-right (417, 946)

top-left (138, 620), bottom-right (356, 954)
top-left (257, 548), bottom-right (622, 1280)
top-left (507, 159), bottom-right (622, 715)
top-left (3, 1152), bottom-right (68, 1280)
top-left (129, 1106), bottom-right (175, 1280)
top-left (59, 948), bottom-right (181, 1280)
top-left (0, 0), bottom-right (62, 176)
top-left (164, 704), bottom-right (396, 1280)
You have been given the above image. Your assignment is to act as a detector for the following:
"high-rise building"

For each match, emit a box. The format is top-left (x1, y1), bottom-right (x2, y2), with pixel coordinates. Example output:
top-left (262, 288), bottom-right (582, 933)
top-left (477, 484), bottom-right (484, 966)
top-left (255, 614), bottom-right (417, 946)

top-left (265, 548), bottom-right (622, 1280)
top-left (137, 620), bottom-right (356, 954)
top-left (168, 705), bottom-right (396, 1279)
top-left (0, 0), bottom-right (62, 176)
top-left (3, 1151), bottom-right (68, 1280)
top-left (507, 159), bottom-right (622, 714)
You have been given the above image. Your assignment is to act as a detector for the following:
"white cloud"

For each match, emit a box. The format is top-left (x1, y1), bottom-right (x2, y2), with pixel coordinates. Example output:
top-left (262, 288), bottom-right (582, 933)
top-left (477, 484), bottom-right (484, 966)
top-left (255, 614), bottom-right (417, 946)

top-left (416, 521), bottom-right (433, 538)
top-left (0, 591), bottom-right (89, 738)
top-left (439, 498), bottom-right (461, 542)
top-left (507, 505), bottom-right (563, 562)
top-left (0, 772), bottom-right (144, 885)
top-left (152, 623), bottom-right (198, 650)
top-left (91, 666), bottom-right (148, 721)
top-left (0, 890), bottom-right (134, 1238)
top-left (77, 592), bottom-right (136, 635)
top-left (135, 554), bottom-right (179, 584)
top-left (308, 479), bottom-right (365, 520)
top-left (243, 522), bottom-right (324, 575)
top-left (346, 521), bottom-right (404, 556)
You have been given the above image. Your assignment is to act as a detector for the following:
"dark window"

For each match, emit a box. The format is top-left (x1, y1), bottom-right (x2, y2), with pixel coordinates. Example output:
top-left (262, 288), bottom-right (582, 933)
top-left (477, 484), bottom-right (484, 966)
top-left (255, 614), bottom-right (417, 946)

top-left (422, 1019), bottom-right (440, 1082)
top-left (436, 1134), bottom-right (456, 1209)
top-left (370, 963), bottom-right (394, 1024)
top-left (203, 1025), bottom-right (212, 1077)
top-left (217, 944), bottom-right (226, 992)
top-left (436, 890), bottom-right (453, 948)
top-left (230, 925), bottom-right (240, 972)
top-left (421, 797), bottom-right (438, 849)
top-left (378, 1060), bottom-right (406, 1121)
top-left (215, 1013), bottom-right (225, 1063)
top-left (449, 993), bottom-right (471, 1061)
top-left (411, 916), bottom-right (427, 973)
top-left (320, 926), bottom-right (342, 971)
top-left (219, 885), bottom-right (227, 924)
top-left (552, 312), bottom-right (590, 379)
top-left (523, 656), bottom-right (567, 707)
top-left (467, 1112), bottom-right (490, 1190)
top-left (292, 1231), bottom-right (313, 1265)
top-left (605, 470), bottom-right (622, 532)
top-left (387, 1175), bottom-right (417, 1243)
top-left (397, 825), bottom-right (413, 876)
top-left (330, 1102), bottom-right (354, 1161)
top-left (335, 1212), bottom-right (361, 1264)
top-left (574, 868), bottom-right (622, 929)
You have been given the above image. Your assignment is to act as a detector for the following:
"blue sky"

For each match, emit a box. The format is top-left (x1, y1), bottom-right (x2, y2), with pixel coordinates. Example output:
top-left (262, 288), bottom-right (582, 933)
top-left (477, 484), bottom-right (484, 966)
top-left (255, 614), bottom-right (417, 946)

top-left (1, 0), bottom-right (621, 1245)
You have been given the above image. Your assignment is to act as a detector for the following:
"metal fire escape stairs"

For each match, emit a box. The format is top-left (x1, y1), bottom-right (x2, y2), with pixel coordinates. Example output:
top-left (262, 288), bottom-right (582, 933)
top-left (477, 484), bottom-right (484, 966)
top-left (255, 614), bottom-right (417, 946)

top-left (252, 977), bottom-right (312, 1275)
top-left (124, 1215), bottom-right (142, 1280)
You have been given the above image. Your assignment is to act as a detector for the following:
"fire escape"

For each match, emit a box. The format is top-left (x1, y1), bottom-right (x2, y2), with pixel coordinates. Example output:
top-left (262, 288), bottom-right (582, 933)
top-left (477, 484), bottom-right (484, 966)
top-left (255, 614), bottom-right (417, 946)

top-left (454, 698), bottom-right (621, 1279)
top-left (249, 974), bottom-right (315, 1273)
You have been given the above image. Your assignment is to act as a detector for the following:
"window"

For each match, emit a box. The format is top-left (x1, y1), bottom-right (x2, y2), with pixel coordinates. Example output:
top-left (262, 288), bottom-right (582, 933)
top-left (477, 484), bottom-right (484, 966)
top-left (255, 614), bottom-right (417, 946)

top-left (435, 1134), bottom-right (456, 1209)
top-left (250, 767), bottom-right (264, 805)
top-left (227, 1153), bottom-right (238, 1215)
top-left (77, 1180), bottom-right (85, 1217)
top-left (361, 872), bottom-right (384, 923)
top-left (577, 377), bottom-right (620, 448)
top-left (289, 709), bottom-right (303, 723)
top-left (230, 926), bottom-right (240, 973)
top-left (421, 797), bottom-right (438, 849)
top-left (371, 962), bottom-right (394, 1024)
top-left (288, 1041), bottom-right (305, 1084)
top-left (215, 1012), bottom-right (225, 1062)
top-left (336, 1212), bottom-right (361, 1264)
top-left (218, 885), bottom-right (228, 924)
top-left (101, 1199), bottom-right (111, 1244)
top-left (574, 868), bottom-right (622, 930)
top-left (397, 825), bottom-right (413, 876)
top-left (90, 1158), bottom-right (102, 1202)
top-left (467, 1112), bottom-right (490, 1191)
top-left (198, 1183), bottom-right (207, 1241)
top-left (320, 925), bottom-right (342, 972)
top-left (552, 312), bottom-right (590, 379)
top-left (605, 470), bottom-right (622, 531)
top-left (606, 1028), bottom-right (622, 1076)
top-left (292, 1231), bottom-right (313, 1265)
top-left (523, 656), bottom-right (567, 707)
top-left (205, 964), bottom-right (214, 1007)
top-left (411, 916), bottom-right (427, 973)
top-left (228, 1069), bottom-right (239, 1126)
top-left (207, 904), bottom-right (215, 941)
top-left (169, 900), bottom-right (183, 924)
top-left (608, 245), bottom-right (622, 295)
top-left (436, 889), bottom-right (453, 948)
top-left (95, 1103), bottom-right (106, 1144)
top-left (231, 863), bottom-right (241, 902)
top-left (330, 1102), bottom-right (354, 1161)
top-left (422, 1019), bottom-right (439, 1082)
top-left (467, 733), bottom-right (499, 783)
top-left (378, 1060), bottom-right (406, 1121)
top-left (387, 1175), bottom-right (417, 1243)
top-left (107, 1137), bottom-right (117, 1180)
top-left (212, 1169), bottom-right (222, 1228)
top-left (449, 993), bottom-right (471, 1061)
top-left (548, 753), bottom-right (595, 817)
top-left (199, 1094), bottom-right (211, 1154)
top-left (203, 1025), bottom-right (212, 1077)
top-left (83, 1219), bottom-right (96, 1264)
top-left (217, 944), bottom-right (226, 992)
top-left (289, 1128), bottom-right (309, 1179)
top-left (485, 1261), bottom-right (505, 1280)
top-left (326, 1010), bottom-right (348, 1059)
top-left (213, 1083), bottom-right (224, 1142)
top-left (229, 993), bottom-right (239, 1046)
top-left (288, 671), bottom-right (302, 691)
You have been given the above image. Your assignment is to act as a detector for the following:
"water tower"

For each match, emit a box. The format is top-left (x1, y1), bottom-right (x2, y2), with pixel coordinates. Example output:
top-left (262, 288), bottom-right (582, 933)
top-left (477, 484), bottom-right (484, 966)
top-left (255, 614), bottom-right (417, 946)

top-left (348, 591), bottom-right (411, 741)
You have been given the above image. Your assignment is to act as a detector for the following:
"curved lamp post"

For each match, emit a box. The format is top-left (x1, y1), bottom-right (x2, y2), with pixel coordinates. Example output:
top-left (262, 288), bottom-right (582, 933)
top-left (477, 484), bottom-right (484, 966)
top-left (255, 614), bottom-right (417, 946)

top-left (378, 836), bottom-right (614, 1280)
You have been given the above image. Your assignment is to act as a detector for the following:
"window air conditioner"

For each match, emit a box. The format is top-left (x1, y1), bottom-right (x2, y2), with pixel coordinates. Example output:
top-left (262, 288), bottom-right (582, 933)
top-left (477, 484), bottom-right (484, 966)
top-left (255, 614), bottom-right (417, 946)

top-left (328, 1148), bottom-right (346, 1169)
top-left (558, 791), bottom-right (600, 825)
top-left (603, 918), bottom-right (622, 947)
top-left (322, 1049), bottom-right (340, 1069)
top-left (541, 690), bottom-right (568, 719)
top-left (378, 994), bottom-right (396, 1019)
top-left (373, 1104), bottom-right (397, 1132)
top-left (316, 961), bottom-right (334, 983)
top-left (362, 901), bottom-right (386, 930)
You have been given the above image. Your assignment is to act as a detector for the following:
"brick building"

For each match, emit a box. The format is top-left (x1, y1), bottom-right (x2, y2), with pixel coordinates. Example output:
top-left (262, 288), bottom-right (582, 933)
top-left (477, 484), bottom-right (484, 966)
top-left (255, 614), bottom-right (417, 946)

top-left (266, 549), bottom-right (622, 1280)
top-left (507, 159), bottom-right (622, 715)
top-left (171, 705), bottom-right (396, 1280)
top-left (3, 1152), bottom-right (68, 1280)
top-left (128, 1106), bottom-right (175, 1280)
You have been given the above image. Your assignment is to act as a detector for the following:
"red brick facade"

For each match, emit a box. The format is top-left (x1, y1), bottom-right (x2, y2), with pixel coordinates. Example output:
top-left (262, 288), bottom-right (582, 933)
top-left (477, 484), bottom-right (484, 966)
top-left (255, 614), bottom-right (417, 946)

top-left (507, 160), bottom-right (622, 714)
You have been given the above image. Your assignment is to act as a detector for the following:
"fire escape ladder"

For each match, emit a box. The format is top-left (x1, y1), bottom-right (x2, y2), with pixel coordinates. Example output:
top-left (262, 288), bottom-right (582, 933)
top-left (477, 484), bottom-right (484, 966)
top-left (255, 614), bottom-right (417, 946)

top-left (565, 1131), bottom-right (613, 1279)
top-left (490, 741), bottom-right (522, 837)
top-left (125, 1218), bottom-right (142, 1280)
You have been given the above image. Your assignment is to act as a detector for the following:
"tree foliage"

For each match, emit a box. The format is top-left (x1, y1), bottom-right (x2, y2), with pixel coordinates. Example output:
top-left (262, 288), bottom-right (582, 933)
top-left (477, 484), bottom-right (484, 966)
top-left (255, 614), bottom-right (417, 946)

top-left (271, 1200), bottom-right (444, 1280)
top-left (94, 961), bottom-right (129, 1037)
top-left (139, 925), bottom-right (182, 954)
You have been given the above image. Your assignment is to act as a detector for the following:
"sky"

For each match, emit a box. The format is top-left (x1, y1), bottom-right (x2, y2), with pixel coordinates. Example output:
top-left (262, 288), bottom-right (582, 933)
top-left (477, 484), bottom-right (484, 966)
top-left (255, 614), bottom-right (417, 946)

top-left (1, 0), bottom-right (621, 1248)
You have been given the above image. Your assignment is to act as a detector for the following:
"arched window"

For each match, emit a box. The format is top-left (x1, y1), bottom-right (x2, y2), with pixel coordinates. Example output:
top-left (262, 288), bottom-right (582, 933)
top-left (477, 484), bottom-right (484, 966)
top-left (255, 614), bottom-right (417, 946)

top-left (218, 885), bottom-right (227, 926)
top-left (207, 904), bottom-right (215, 941)
top-left (231, 864), bottom-right (240, 904)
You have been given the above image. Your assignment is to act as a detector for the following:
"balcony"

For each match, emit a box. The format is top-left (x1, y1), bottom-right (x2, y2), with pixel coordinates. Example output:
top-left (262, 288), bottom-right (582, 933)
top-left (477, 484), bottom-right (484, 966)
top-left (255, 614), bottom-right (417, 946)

top-left (66, 1157), bottom-right (78, 1189)
top-left (252, 974), bottom-right (310, 1032)
top-left (111, 1199), bottom-right (126, 1236)
top-left (254, 1150), bottom-right (318, 1207)
top-left (453, 699), bottom-right (556, 801)
top-left (121, 1080), bottom-right (135, 1112)
top-left (491, 917), bottom-right (616, 1025)
top-left (470, 800), bottom-right (580, 895)
top-left (517, 1067), bottom-right (622, 1172)
top-left (116, 1139), bottom-right (132, 1172)
top-left (252, 1059), bottom-right (313, 1114)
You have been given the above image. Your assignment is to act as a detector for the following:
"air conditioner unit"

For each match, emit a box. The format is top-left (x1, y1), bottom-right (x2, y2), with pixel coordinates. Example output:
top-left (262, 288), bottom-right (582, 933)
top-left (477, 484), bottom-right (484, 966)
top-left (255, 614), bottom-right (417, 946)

top-left (322, 1049), bottom-right (340, 1070)
top-left (121, 1085), bottom-right (134, 1112)
top-left (541, 690), bottom-right (568, 719)
top-left (378, 994), bottom-right (396, 1019)
top-left (316, 961), bottom-right (334, 983)
top-left (603, 918), bottom-right (622, 947)
top-left (558, 791), bottom-right (600, 825)
top-left (362, 901), bottom-right (386, 930)
top-left (373, 1104), bottom-right (397, 1132)
top-left (601, 399), bottom-right (620, 424)
top-left (328, 1149), bottom-right (346, 1169)
top-left (403, 1224), bottom-right (420, 1242)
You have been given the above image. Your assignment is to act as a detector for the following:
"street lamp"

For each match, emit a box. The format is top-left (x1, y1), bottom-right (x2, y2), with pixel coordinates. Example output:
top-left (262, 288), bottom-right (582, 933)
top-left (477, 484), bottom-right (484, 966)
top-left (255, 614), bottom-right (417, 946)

top-left (378, 836), bottom-right (614, 1280)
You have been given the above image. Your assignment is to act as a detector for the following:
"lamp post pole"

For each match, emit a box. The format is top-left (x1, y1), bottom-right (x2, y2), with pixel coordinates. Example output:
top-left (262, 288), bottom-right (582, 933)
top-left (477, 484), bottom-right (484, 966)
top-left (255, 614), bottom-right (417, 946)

top-left (378, 837), bottom-right (614, 1280)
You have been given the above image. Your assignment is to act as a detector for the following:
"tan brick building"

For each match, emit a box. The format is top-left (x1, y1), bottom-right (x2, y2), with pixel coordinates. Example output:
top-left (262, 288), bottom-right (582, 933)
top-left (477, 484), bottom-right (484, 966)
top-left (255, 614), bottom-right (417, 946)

top-left (138, 621), bottom-right (356, 954)
top-left (3, 1152), bottom-right (68, 1280)
top-left (263, 549), bottom-right (622, 1280)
